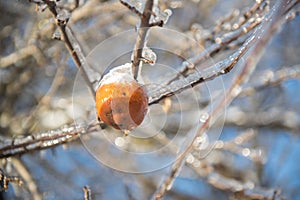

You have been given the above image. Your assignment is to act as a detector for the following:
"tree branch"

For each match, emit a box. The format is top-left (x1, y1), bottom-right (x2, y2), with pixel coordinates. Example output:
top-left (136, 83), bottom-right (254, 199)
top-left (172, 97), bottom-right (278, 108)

top-left (40, 0), bottom-right (96, 97)
top-left (152, 1), bottom-right (295, 199)
top-left (164, 1), bottom-right (268, 85)
top-left (130, 0), bottom-right (154, 79)
top-left (119, 0), bottom-right (143, 17)
top-left (0, 121), bottom-right (101, 158)
top-left (83, 185), bottom-right (92, 200)
top-left (2, 0), bottom-right (299, 160)
top-left (148, 0), bottom-right (298, 105)
top-left (0, 168), bottom-right (23, 192)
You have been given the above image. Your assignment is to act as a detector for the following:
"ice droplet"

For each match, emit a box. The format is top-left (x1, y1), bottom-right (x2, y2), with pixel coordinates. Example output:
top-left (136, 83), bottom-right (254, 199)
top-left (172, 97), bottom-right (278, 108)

top-left (199, 112), bottom-right (209, 123)
top-left (142, 46), bottom-right (157, 65)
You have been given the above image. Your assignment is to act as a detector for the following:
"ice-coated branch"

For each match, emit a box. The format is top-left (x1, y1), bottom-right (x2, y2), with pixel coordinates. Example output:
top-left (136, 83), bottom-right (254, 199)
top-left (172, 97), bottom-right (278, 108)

top-left (153, 1), bottom-right (296, 199)
top-left (165, 0), bottom-right (269, 84)
top-left (120, 0), bottom-right (155, 79)
top-left (0, 121), bottom-right (101, 158)
top-left (132, 0), bottom-right (154, 79)
top-left (148, 0), bottom-right (298, 105)
top-left (34, 0), bottom-right (97, 97)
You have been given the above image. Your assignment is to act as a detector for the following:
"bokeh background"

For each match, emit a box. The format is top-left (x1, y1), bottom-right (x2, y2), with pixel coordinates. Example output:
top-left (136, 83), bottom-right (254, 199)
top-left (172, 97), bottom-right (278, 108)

top-left (1, 0), bottom-right (300, 199)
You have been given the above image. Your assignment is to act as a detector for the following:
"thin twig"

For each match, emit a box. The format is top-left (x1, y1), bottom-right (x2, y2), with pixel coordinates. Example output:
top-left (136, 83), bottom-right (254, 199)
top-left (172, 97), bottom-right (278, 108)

top-left (171, 0), bottom-right (268, 83)
top-left (240, 64), bottom-right (300, 96)
top-left (83, 185), bottom-right (92, 200)
top-left (153, 1), bottom-right (293, 199)
top-left (147, 30), bottom-right (254, 105)
top-left (164, 6), bottom-right (267, 85)
top-left (0, 168), bottom-right (23, 191)
top-left (286, 8), bottom-right (300, 20)
top-left (131, 0), bottom-right (154, 79)
top-left (148, 0), bottom-right (298, 105)
top-left (234, 0), bottom-right (267, 28)
top-left (41, 0), bottom-right (96, 96)
top-left (119, 0), bottom-right (143, 17)
top-left (71, 0), bottom-right (79, 12)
